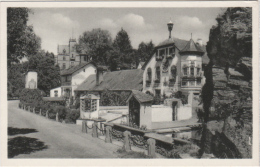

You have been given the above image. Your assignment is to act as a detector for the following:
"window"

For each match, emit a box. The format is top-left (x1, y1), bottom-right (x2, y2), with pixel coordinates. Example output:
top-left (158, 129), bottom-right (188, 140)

top-left (84, 56), bottom-right (87, 61)
top-left (147, 68), bottom-right (152, 81)
top-left (159, 49), bottom-right (165, 57)
top-left (72, 54), bottom-right (74, 58)
top-left (171, 66), bottom-right (177, 79)
top-left (63, 63), bottom-right (66, 69)
top-left (183, 68), bottom-right (188, 76)
top-left (63, 56), bottom-right (66, 61)
top-left (182, 81), bottom-right (187, 86)
top-left (71, 62), bottom-right (74, 67)
top-left (197, 79), bottom-right (201, 85)
top-left (156, 67), bottom-right (160, 82)
top-left (54, 90), bottom-right (58, 97)
top-left (190, 67), bottom-right (194, 76)
top-left (197, 68), bottom-right (200, 76)
top-left (169, 47), bottom-right (174, 55)
top-left (155, 89), bottom-right (161, 97)
top-left (190, 81), bottom-right (195, 86)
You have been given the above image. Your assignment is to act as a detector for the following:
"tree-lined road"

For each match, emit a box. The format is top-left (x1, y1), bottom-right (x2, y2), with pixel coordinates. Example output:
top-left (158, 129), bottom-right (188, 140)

top-left (8, 100), bottom-right (119, 158)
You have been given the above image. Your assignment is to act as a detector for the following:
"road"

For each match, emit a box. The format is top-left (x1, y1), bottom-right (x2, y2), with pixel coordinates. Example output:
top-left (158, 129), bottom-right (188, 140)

top-left (8, 100), bottom-right (120, 158)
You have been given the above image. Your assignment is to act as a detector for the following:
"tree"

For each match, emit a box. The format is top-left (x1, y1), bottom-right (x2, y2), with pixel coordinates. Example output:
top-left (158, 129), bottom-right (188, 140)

top-left (25, 50), bottom-right (61, 95)
top-left (113, 28), bottom-right (133, 54)
top-left (77, 28), bottom-right (113, 65)
top-left (7, 63), bottom-right (27, 98)
top-left (7, 8), bottom-right (41, 66)
top-left (137, 40), bottom-right (154, 62)
top-left (113, 28), bottom-right (136, 68)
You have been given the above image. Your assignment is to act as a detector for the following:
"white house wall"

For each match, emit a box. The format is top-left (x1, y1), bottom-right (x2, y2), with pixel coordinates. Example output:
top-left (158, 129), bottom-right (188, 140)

top-left (139, 104), bottom-right (152, 129)
top-left (177, 105), bottom-right (192, 120)
top-left (50, 87), bottom-right (62, 97)
top-left (151, 105), bottom-right (172, 122)
top-left (71, 64), bottom-right (96, 96)
top-left (143, 46), bottom-right (181, 96)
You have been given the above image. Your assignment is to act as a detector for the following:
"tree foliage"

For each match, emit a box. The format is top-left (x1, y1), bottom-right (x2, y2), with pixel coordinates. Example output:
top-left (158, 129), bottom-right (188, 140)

top-left (137, 41), bottom-right (154, 62)
top-left (207, 7), bottom-right (252, 67)
top-left (77, 28), bottom-right (113, 65)
top-left (25, 50), bottom-right (61, 95)
top-left (7, 8), bottom-right (41, 66)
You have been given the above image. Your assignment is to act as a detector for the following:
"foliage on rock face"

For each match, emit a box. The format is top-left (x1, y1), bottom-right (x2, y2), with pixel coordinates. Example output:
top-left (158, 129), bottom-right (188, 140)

top-left (100, 89), bottom-right (131, 106)
top-left (207, 7), bottom-right (252, 67)
top-left (200, 7), bottom-right (253, 158)
top-left (19, 88), bottom-right (45, 106)
top-left (7, 8), bottom-right (41, 66)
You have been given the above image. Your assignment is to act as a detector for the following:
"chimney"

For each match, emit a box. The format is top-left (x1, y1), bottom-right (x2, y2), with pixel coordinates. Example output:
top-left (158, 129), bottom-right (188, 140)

top-left (96, 68), bottom-right (104, 86)
top-left (197, 38), bottom-right (203, 46)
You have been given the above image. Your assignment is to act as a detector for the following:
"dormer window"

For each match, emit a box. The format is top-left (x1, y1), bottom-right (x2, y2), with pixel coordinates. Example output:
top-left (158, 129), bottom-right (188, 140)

top-left (183, 67), bottom-right (188, 76)
top-left (197, 68), bottom-right (200, 76)
top-left (190, 67), bottom-right (194, 76)
top-left (168, 47), bottom-right (175, 59)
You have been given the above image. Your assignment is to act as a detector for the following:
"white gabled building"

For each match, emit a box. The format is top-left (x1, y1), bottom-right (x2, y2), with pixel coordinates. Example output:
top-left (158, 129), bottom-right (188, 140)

top-left (60, 62), bottom-right (97, 97)
top-left (142, 20), bottom-right (208, 102)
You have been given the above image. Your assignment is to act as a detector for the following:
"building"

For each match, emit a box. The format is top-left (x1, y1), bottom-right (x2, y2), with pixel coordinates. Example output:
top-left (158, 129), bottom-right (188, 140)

top-left (56, 38), bottom-right (91, 70)
top-left (142, 20), bottom-right (208, 100)
top-left (60, 62), bottom-right (97, 97)
top-left (50, 87), bottom-right (62, 97)
top-left (137, 61), bottom-right (145, 69)
top-left (75, 69), bottom-right (143, 94)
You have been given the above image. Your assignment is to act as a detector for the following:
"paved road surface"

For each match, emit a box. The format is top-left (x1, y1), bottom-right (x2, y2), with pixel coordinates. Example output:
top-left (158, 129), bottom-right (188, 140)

top-left (8, 100), bottom-right (119, 158)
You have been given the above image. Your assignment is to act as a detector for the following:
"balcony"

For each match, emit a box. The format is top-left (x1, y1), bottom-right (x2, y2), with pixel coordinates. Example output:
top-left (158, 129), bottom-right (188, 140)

top-left (181, 72), bottom-right (203, 78)
top-left (61, 81), bottom-right (71, 86)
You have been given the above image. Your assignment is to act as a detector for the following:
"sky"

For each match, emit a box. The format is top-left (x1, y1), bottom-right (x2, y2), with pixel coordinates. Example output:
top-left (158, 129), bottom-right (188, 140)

top-left (28, 8), bottom-right (224, 55)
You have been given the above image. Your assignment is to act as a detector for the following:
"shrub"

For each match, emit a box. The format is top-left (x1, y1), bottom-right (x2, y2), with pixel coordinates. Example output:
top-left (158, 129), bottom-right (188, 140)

top-left (19, 88), bottom-right (45, 108)
top-left (65, 109), bottom-right (80, 123)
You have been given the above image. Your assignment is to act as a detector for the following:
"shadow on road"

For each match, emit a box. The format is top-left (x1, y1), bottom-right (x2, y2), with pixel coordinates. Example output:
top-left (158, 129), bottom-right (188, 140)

top-left (8, 127), bottom-right (38, 136)
top-left (8, 136), bottom-right (48, 158)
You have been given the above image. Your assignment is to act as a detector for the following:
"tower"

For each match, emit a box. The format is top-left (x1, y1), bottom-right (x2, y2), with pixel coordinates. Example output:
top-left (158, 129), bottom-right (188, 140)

top-left (167, 20), bottom-right (174, 39)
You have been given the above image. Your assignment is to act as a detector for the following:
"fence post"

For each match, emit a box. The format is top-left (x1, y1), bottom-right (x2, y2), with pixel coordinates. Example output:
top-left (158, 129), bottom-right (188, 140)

top-left (56, 113), bottom-right (59, 122)
top-left (82, 120), bottom-right (87, 133)
top-left (105, 126), bottom-right (112, 143)
top-left (46, 110), bottom-right (49, 118)
top-left (123, 130), bottom-right (131, 151)
top-left (28, 106), bottom-right (30, 112)
top-left (39, 109), bottom-right (42, 116)
top-left (147, 138), bottom-right (156, 158)
top-left (33, 107), bottom-right (35, 114)
top-left (92, 121), bottom-right (98, 138)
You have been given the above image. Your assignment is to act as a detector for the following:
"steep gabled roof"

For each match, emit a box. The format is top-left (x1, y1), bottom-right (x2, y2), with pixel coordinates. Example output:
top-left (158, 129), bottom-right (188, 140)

top-left (60, 62), bottom-right (96, 76)
top-left (142, 37), bottom-right (209, 70)
top-left (126, 90), bottom-right (154, 103)
top-left (75, 69), bottom-right (143, 91)
top-left (179, 38), bottom-right (204, 54)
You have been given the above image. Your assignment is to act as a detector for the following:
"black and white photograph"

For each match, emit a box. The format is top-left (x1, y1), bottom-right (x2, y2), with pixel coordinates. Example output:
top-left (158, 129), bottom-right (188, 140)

top-left (0, 1), bottom-right (258, 166)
